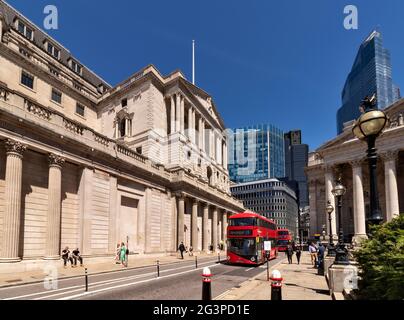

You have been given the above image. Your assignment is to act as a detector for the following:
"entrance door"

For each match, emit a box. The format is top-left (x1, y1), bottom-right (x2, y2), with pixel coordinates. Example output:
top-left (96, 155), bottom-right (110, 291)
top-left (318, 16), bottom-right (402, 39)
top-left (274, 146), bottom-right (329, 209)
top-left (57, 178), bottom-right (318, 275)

top-left (120, 196), bottom-right (139, 253)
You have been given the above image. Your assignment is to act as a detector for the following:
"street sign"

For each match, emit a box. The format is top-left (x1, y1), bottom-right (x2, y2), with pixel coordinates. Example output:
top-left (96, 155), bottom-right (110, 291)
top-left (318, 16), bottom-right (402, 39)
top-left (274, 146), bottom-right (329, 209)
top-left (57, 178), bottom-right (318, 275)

top-left (264, 241), bottom-right (271, 251)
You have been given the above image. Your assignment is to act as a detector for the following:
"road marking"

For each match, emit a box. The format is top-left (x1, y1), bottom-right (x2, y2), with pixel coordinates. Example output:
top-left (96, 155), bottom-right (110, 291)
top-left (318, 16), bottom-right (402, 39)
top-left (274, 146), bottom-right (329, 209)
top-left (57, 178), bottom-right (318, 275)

top-left (58, 263), bottom-right (220, 300)
top-left (3, 259), bottom-right (218, 300)
top-left (214, 289), bottom-right (231, 300)
top-left (245, 267), bottom-right (255, 272)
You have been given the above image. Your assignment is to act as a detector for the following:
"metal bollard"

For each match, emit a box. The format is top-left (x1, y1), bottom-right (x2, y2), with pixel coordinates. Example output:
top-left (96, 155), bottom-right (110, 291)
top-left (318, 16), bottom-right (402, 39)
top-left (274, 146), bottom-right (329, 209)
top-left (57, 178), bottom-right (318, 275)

top-left (157, 260), bottom-right (160, 277)
top-left (270, 270), bottom-right (283, 300)
top-left (85, 268), bottom-right (88, 292)
top-left (202, 267), bottom-right (212, 300)
top-left (195, 256), bottom-right (198, 269)
top-left (217, 252), bottom-right (220, 263)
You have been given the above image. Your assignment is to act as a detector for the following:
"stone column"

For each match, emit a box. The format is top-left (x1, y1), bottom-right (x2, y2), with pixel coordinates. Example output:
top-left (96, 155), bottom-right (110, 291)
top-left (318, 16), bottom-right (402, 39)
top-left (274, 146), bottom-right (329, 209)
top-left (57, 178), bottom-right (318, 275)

top-left (44, 154), bottom-right (65, 260)
top-left (212, 206), bottom-right (218, 251)
top-left (180, 95), bottom-right (185, 135)
top-left (308, 180), bottom-right (318, 238)
top-left (351, 160), bottom-right (367, 244)
top-left (325, 166), bottom-right (337, 240)
top-left (0, 140), bottom-right (26, 262)
top-left (198, 117), bottom-right (203, 148)
top-left (222, 210), bottom-right (228, 247)
top-left (202, 120), bottom-right (206, 152)
top-left (170, 95), bottom-right (175, 134)
top-left (191, 199), bottom-right (198, 249)
top-left (175, 94), bottom-right (181, 133)
top-left (114, 120), bottom-right (119, 138)
top-left (177, 194), bottom-right (185, 245)
top-left (223, 142), bottom-right (227, 168)
top-left (382, 151), bottom-right (400, 221)
top-left (202, 203), bottom-right (209, 252)
top-left (188, 106), bottom-right (192, 140)
top-left (192, 108), bottom-right (196, 144)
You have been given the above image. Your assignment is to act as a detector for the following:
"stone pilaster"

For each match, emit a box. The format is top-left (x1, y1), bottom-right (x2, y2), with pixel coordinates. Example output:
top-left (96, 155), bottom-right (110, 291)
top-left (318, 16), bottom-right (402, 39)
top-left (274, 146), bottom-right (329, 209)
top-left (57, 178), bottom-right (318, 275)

top-left (180, 95), bottom-right (185, 135)
top-left (0, 139), bottom-right (26, 263)
top-left (192, 108), bottom-right (196, 144)
top-left (350, 160), bottom-right (367, 245)
top-left (188, 106), bottom-right (192, 141)
top-left (212, 206), bottom-right (218, 251)
top-left (175, 94), bottom-right (181, 133)
top-left (308, 179), bottom-right (318, 237)
top-left (191, 199), bottom-right (198, 249)
top-left (170, 95), bottom-right (175, 134)
top-left (382, 151), bottom-right (400, 221)
top-left (177, 193), bottom-right (185, 245)
top-left (44, 154), bottom-right (65, 260)
top-left (202, 203), bottom-right (209, 252)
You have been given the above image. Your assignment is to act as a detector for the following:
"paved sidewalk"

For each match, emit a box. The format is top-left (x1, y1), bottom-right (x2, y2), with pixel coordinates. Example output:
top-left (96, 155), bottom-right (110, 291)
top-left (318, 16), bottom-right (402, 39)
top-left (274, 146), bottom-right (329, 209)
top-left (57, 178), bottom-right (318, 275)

top-left (216, 252), bottom-right (331, 300)
top-left (0, 251), bottom-right (222, 289)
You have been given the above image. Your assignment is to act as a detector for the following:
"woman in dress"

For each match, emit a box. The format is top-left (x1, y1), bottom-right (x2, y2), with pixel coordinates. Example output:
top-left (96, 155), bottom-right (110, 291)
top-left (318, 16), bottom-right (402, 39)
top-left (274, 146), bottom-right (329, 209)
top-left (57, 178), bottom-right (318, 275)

top-left (120, 242), bottom-right (127, 267)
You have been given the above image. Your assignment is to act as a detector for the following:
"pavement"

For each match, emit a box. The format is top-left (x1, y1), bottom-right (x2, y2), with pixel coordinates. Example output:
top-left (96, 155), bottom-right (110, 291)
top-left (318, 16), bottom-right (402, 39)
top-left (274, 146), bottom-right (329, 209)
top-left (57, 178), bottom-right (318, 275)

top-left (215, 252), bottom-right (331, 300)
top-left (0, 251), bottom-right (224, 289)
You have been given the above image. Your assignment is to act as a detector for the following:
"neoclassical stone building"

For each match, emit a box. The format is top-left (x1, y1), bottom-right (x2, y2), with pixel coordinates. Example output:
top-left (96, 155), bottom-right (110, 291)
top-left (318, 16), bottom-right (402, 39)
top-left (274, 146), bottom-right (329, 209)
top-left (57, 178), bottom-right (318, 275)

top-left (306, 99), bottom-right (404, 244)
top-left (0, 1), bottom-right (244, 268)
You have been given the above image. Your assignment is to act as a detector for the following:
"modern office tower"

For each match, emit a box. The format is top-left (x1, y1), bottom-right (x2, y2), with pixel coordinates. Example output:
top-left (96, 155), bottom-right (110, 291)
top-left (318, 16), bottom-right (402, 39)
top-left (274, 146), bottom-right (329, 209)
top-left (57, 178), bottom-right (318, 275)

top-left (228, 124), bottom-right (285, 183)
top-left (284, 130), bottom-right (309, 208)
top-left (230, 179), bottom-right (298, 236)
top-left (337, 30), bottom-right (399, 134)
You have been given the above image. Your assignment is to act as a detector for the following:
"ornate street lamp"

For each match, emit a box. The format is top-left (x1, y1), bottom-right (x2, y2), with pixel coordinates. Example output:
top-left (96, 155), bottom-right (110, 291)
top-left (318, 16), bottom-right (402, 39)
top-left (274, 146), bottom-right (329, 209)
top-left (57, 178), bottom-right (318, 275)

top-left (326, 201), bottom-right (336, 257)
top-left (331, 177), bottom-right (349, 264)
top-left (352, 94), bottom-right (387, 227)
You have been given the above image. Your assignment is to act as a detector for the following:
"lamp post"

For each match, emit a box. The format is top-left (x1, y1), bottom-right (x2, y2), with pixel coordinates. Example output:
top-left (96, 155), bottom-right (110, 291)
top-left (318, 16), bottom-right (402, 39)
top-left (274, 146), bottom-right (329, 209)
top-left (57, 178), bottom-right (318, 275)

top-left (326, 201), bottom-right (336, 257)
top-left (331, 177), bottom-right (349, 264)
top-left (298, 208), bottom-right (303, 247)
top-left (352, 94), bottom-right (387, 227)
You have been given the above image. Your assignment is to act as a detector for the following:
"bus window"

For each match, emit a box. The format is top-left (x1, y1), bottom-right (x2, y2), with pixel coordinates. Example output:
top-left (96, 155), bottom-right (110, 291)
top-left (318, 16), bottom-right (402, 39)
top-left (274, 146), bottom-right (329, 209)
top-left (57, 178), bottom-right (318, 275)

top-left (228, 238), bottom-right (256, 256)
top-left (229, 218), bottom-right (256, 227)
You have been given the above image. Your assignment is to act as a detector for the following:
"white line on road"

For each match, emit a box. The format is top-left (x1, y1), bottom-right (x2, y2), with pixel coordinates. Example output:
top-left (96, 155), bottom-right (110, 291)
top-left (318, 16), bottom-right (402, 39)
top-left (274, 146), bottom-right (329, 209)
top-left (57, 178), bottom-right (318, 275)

top-left (245, 267), bottom-right (255, 272)
top-left (58, 263), bottom-right (220, 300)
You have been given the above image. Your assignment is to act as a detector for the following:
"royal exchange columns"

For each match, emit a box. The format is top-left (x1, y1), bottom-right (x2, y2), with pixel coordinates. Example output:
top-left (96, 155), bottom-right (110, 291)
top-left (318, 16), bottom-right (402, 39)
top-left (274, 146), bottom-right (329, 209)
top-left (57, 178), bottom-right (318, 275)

top-left (382, 151), bottom-right (400, 221)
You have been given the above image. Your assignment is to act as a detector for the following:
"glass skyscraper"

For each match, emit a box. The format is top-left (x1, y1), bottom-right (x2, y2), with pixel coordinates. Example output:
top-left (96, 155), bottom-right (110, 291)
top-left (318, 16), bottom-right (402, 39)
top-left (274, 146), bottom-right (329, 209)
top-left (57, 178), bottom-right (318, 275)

top-left (337, 30), bottom-right (399, 134)
top-left (227, 124), bottom-right (285, 183)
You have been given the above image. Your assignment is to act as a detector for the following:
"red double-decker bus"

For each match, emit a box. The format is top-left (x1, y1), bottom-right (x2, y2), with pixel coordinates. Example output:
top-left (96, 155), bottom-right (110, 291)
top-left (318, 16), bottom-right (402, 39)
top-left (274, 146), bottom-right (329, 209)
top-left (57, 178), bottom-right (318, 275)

top-left (226, 212), bottom-right (278, 265)
top-left (276, 228), bottom-right (292, 252)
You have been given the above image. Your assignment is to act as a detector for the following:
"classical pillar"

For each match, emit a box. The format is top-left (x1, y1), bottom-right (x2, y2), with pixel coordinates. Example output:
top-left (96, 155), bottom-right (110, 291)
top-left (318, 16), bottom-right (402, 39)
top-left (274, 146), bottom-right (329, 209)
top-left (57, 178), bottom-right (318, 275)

top-left (198, 117), bottom-right (203, 148)
top-left (325, 166), bottom-right (337, 240)
top-left (202, 203), bottom-right (209, 252)
top-left (44, 154), bottom-right (65, 260)
top-left (212, 206), bottom-right (218, 251)
top-left (308, 180), bottom-right (318, 238)
top-left (382, 151), bottom-right (400, 221)
top-left (223, 142), bottom-right (227, 168)
top-left (170, 95), bottom-right (175, 134)
top-left (192, 108), bottom-right (196, 144)
top-left (0, 140), bottom-right (26, 262)
top-left (351, 160), bottom-right (367, 244)
top-left (191, 199), bottom-right (198, 249)
top-left (114, 120), bottom-right (119, 138)
top-left (202, 120), bottom-right (206, 152)
top-left (180, 95), bottom-right (185, 135)
top-left (222, 211), bottom-right (228, 247)
top-left (177, 194), bottom-right (185, 245)
top-left (188, 106), bottom-right (192, 140)
top-left (175, 94), bottom-right (181, 133)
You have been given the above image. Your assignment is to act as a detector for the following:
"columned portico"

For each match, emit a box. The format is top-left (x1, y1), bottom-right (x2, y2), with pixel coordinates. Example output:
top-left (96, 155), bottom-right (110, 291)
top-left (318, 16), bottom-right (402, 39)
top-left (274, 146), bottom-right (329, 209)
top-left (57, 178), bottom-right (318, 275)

top-left (212, 206), bottom-right (218, 250)
top-left (0, 140), bottom-right (26, 263)
top-left (382, 151), bottom-right (400, 221)
top-left (44, 154), bottom-right (65, 260)
top-left (202, 203), bottom-right (209, 252)
top-left (177, 194), bottom-right (185, 245)
top-left (191, 199), bottom-right (198, 249)
top-left (350, 160), bottom-right (367, 244)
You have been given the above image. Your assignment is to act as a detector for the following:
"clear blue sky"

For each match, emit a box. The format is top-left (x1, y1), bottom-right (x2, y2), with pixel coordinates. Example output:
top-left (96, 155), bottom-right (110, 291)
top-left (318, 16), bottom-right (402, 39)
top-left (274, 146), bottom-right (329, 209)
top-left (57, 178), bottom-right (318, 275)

top-left (7, 0), bottom-right (404, 151)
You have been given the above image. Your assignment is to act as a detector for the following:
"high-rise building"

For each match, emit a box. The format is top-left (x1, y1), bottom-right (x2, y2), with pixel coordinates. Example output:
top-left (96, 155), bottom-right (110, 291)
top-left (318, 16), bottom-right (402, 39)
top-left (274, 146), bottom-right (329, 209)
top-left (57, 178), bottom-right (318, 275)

top-left (337, 30), bottom-right (399, 134)
top-left (284, 130), bottom-right (309, 208)
top-left (228, 124), bottom-right (285, 184)
top-left (230, 178), bottom-right (298, 236)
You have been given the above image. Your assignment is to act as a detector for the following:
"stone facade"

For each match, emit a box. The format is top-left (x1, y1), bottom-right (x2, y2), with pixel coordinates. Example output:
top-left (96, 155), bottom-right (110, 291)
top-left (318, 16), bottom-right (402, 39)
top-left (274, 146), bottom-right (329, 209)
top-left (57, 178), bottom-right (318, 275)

top-left (0, 2), bottom-right (244, 267)
top-left (306, 99), bottom-right (404, 244)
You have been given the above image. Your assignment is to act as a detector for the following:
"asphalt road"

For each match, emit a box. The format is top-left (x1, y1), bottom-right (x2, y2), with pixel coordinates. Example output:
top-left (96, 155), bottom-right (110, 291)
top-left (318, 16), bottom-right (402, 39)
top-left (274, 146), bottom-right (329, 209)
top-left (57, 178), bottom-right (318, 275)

top-left (0, 256), bottom-right (282, 300)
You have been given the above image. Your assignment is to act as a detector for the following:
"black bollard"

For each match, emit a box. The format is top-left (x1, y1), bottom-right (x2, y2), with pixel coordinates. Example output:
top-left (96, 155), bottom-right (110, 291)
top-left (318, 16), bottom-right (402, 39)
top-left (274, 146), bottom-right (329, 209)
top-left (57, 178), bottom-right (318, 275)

top-left (195, 256), bottom-right (198, 269)
top-left (85, 268), bottom-right (88, 292)
top-left (270, 270), bottom-right (282, 300)
top-left (157, 260), bottom-right (160, 277)
top-left (202, 267), bottom-right (212, 300)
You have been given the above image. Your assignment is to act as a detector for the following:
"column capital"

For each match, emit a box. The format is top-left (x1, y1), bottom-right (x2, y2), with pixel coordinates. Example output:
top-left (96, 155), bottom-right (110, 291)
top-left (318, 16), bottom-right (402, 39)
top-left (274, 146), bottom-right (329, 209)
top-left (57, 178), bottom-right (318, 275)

top-left (5, 139), bottom-right (26, 157)
top-left (381, 150), bottom-right (399, 162)
top-left (175, 192), bottom-right (186, 200)
top-left (48, 153), bottom-right (65, 168)
top-left (324, 164), bottom-right (336, 174)
top-left (349, 159), bottom-right (364, 168)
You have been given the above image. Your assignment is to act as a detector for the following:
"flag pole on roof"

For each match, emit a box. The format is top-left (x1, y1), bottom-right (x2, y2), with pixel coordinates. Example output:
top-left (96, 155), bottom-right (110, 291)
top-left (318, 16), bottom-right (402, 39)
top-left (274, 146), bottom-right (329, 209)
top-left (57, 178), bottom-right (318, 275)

top-left (192, 40), bottom-right (195, 85)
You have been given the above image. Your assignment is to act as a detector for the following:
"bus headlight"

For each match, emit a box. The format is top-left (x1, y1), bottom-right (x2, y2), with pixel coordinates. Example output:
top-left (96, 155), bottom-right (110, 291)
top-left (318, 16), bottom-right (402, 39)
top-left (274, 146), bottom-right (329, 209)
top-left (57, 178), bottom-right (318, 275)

top-left (250, 256), bottom-right (256, 262)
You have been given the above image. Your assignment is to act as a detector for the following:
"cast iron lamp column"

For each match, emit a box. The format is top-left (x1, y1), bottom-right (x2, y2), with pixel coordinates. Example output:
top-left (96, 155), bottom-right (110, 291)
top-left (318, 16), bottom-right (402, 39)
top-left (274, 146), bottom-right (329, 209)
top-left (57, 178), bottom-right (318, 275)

top-left (326, 201), bottom-right (336, 257)
top-left (352, 94), bottom-right (387, 228)
top-left (332, 178), bottom-right (349, 265)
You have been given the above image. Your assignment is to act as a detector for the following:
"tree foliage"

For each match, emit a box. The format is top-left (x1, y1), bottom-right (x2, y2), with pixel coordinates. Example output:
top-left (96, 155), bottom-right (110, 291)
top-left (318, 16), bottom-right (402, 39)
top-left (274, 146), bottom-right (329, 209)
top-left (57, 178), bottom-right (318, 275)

top-left (353, 215), bottom-right (404, 300)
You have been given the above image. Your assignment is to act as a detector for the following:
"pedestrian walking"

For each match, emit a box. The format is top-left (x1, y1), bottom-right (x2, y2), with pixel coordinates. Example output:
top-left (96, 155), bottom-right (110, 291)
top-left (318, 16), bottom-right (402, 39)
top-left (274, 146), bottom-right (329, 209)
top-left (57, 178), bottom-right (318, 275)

top-left (295, 246), bottom-right (302, 264)
top-left (309, 242), bottom-right (318, 267)
top-left (317, 243), bottom-right (325, 268)
top-left (286, 243), bottom-right (294, 264)
top-left (61, 247), bottom-right (73, 268)
top-left (120, 242), bottom-right (127, 267)
top-left (72, 248), bottom-right (84, 267)
top-left (188, 246), bottom-right (194, 256)
top-left (178, 242), bottom-right (186, 259)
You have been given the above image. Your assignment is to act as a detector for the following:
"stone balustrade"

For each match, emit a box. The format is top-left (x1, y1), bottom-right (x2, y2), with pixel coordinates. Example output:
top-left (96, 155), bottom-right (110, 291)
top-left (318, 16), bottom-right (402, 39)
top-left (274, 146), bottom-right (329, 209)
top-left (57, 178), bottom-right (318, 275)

top-left (63, 118), bottom-right (84, 135)
top-left (25, 99), bottom-right (52, 121)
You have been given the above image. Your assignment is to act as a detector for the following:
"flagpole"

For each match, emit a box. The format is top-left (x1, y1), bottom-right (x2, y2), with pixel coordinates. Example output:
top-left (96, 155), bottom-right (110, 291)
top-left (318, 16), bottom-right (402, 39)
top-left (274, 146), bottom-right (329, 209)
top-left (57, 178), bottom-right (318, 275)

top-left (192, 40), bottom-right (195, 85)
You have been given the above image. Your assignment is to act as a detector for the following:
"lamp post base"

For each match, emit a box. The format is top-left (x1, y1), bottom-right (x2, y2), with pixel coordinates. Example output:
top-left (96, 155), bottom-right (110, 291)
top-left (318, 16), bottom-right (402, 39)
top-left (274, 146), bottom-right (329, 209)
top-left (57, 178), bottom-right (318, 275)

top-left (327, 243), bottom-right (336, 257)
top-left (334, 244), bottom-right (350, 265)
